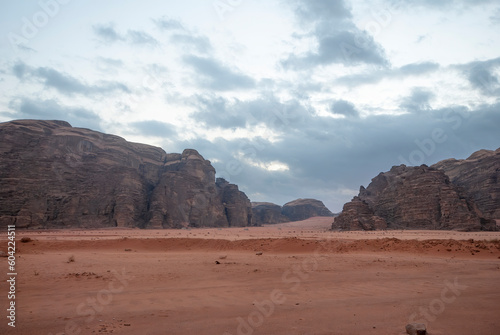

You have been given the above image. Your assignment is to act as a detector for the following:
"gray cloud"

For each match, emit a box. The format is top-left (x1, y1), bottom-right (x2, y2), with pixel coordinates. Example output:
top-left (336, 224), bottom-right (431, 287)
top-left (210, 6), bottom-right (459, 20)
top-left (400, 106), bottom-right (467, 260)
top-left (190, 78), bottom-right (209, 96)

top-left (16, 44), bottom-right (36, 53)
top-left (399, 62), bottom-right (440, 75)
top-left (468, 67), bottom-right (499, 96)
top-left (400, 87), bottom-right (435, 113)
top-left (12, 62), bottom-right (27, 78)
top-left (183, 55), bottom-right (255, 91)
top-left (93, 23), bottom-right (158, 47)
top-left (292, 0), bottom-right (352, 22)
top-left (282, 0), bottom-right (388, 69)
top-left (127, 30), bottom-right (159, 46)
top-left (455, 57), bottom-right (500, 96)
top-left (190, 95), bottom-right (247, 129)
top-left (129, 120), bottom-right (177, 138)
top-left (153, 17), bottom-right (185, 31)
top-left (330, 99), bottom-right (359, 117)
top-left (12, 62), bottom-right (130, 96)
top-left (35, 67), bottom-right (90, 94)
top-left (6, 97), bottom-right (102, 131)
top-left (283, 30), bottom-right (388, 69)
top-left (93, 23), bottom-right (124, 43)
top-left (190, 94), bottom-right (312, 130)
top-left (336, 61), bottom-right (440, 87)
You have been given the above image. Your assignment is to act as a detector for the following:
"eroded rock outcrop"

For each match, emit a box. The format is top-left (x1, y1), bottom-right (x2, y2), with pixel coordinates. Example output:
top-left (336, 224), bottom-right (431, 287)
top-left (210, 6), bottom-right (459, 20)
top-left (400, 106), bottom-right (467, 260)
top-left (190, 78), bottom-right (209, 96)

top-left (334, 164), bottom-right (495, 231)
top-left (432, 148), bottom-right (500, 220)
top-left (251, 202), bottom-right (287, 225)
top-left (216, 178), bottom-right (253, 227)
top-left (0, 120), bottom-right (252, 229)
top-left (147, 150), bottom-right (229, 228)
top-left (282, 198), bottom-right (334, 222)
top-left (334, 197), bottom-right (387, 231)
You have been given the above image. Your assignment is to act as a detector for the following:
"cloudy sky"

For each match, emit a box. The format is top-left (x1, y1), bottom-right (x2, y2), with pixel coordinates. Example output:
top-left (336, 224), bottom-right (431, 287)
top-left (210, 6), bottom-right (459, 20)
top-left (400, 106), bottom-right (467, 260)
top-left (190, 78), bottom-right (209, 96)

top-left (1, 0), bottom-right (499, 212)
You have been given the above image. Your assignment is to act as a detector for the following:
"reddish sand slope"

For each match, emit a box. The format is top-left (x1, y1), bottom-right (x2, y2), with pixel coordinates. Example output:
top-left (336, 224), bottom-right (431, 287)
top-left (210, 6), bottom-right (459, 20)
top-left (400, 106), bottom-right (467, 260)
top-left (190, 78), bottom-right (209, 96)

top-left (1, 219), bottom-right (499, 335)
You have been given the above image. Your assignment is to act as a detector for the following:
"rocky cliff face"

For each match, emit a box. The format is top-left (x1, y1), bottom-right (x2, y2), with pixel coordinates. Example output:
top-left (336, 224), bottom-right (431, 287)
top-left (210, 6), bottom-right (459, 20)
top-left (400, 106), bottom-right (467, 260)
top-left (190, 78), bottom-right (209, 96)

top-left (432, 148), bottom-right (500, 220)
top-left (281, 199), bottom-right (334, 222)
top-left (333, 197), bottom-right (387, 231)
top-left (251, 202), bottom-right (287, 225)
top-left (334, 161), bottom-right (498, 231)
top-left (0, 120), bottom-right (252, 229)
top-left (216, 178), bottom-right (253, 227)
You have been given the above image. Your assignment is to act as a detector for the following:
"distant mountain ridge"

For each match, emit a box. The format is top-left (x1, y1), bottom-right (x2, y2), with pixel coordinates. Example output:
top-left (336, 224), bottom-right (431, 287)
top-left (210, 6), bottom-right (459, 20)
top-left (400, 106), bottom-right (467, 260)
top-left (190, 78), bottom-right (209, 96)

top-left (252, 199), bottom-right (333, 225)
top-left (333, 148), bottom-right (499, 231)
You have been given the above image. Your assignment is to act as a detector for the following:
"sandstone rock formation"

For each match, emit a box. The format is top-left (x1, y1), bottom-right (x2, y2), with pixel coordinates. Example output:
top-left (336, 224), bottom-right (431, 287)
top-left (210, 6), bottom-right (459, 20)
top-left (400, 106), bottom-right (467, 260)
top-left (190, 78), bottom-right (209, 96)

top-left (281, 198), bottom-right (334, 222)
top-left (334, 164), bottom-right (496, 231)
top-left (0, 120), bottom-right (252, 229)
top-left (432, 148), bottom-right (500, 220)
top-left (251, 202), bottom-right (287, 225)
top-left (334, 197), bottom-right (387, 231)
top-left (216, 178), bottom-right (253, 227)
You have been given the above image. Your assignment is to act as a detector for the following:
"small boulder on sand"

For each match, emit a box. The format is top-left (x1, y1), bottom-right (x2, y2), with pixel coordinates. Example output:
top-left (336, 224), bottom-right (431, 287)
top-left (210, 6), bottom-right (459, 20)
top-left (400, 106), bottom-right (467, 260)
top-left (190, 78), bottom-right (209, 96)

top-left (406, 323), bottom-right (426, 335)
